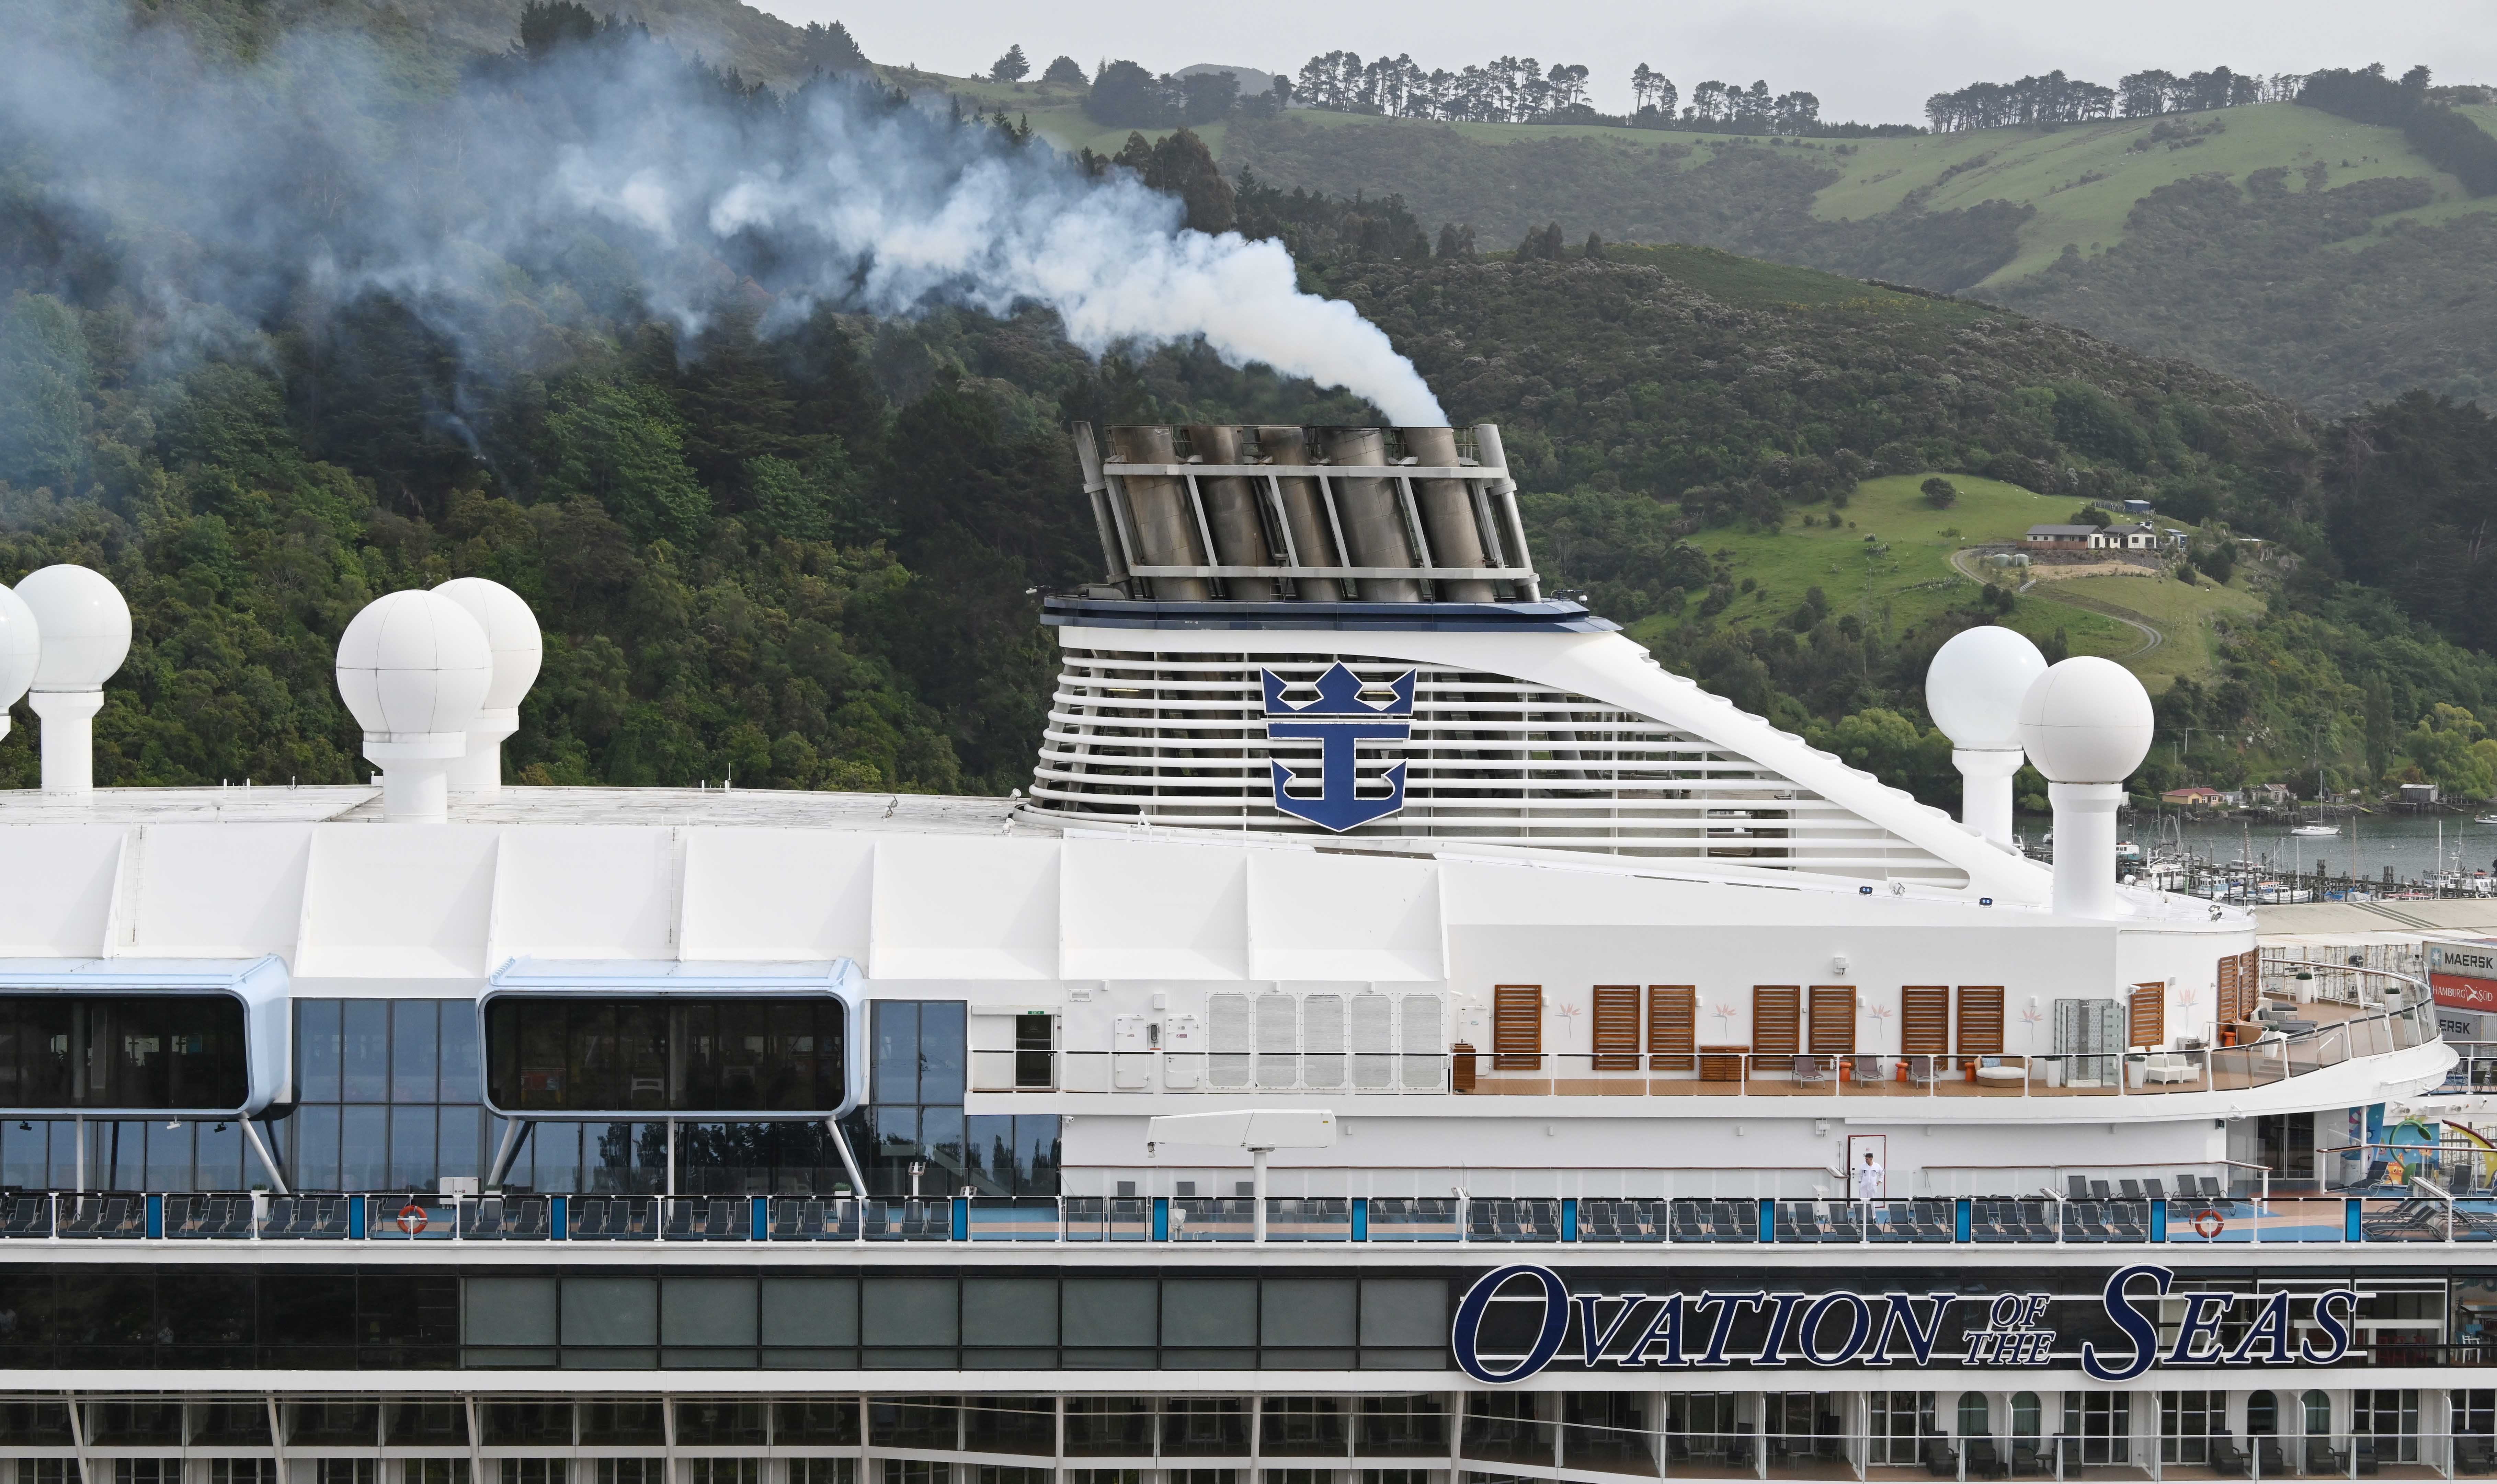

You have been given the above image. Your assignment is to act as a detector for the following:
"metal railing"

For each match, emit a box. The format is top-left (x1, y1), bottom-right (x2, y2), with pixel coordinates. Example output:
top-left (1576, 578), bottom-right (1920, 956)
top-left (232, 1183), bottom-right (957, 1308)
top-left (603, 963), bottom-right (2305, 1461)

top-left (970, 994), bottom-right (2440, 1099)
top-left (0, 1188), bottom-right (2479, 1246)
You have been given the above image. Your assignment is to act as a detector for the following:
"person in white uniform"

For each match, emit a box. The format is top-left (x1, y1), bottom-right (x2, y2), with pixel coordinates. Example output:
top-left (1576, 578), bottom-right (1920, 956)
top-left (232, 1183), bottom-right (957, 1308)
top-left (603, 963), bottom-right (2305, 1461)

top-left (1853, 1149), bottom-right (1884, 1202)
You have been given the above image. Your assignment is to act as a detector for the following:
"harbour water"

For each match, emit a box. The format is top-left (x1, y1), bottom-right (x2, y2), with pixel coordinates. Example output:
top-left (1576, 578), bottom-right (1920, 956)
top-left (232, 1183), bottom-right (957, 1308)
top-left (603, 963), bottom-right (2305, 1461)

top-left (2024, 810), bottom-right (2497, 885)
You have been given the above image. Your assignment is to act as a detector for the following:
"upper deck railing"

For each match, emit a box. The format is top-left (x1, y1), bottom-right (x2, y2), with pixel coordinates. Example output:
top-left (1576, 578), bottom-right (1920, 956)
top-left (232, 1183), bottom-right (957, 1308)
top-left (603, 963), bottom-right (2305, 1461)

top-left (972, 993), bottom-right (2442, 1100)
top-left (0, 1183), bottom-right (2486, 1247)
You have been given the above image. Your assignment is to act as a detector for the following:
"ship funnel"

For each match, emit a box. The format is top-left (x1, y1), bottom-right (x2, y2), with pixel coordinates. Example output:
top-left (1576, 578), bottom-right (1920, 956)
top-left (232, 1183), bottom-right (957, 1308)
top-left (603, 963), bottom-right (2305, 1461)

top-left (1072, 423), bottom-right (1539, 604)
top-left (14, 564), bottom-right (132, 796)
top-left (1924, 625), bottom-right (2046, 848)
top-left (2017, 657), bottom-right (2154, 918)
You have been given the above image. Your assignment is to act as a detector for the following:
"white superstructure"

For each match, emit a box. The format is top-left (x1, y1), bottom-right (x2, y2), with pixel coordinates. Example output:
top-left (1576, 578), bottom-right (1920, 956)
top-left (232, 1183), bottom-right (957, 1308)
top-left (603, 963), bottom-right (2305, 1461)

top-left (0, 427), bottom-right (2467, 1484)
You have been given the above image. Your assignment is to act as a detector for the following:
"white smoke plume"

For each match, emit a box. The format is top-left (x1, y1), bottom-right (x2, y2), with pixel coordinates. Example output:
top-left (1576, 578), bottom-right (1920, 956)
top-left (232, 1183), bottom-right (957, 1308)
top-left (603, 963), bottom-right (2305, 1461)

top-left (0, 4), bottom-right (1447, 425)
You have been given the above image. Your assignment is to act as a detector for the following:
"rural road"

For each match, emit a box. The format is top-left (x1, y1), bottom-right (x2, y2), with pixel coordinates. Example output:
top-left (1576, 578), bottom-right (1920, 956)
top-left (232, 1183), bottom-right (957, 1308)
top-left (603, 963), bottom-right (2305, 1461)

top-left (1951, 548), bottom-right (2163, 660)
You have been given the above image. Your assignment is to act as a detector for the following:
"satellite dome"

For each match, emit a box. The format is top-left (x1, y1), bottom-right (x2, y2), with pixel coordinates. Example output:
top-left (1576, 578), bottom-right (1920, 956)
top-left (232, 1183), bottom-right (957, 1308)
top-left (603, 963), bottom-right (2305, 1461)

top-left (1925, 625), bottom-right (2047, 750)
top-left (14, 565), bottom-right (130, 692)
top-left (432, 577), bottom-right (543, 712)
top-left (335, 589), bottom-right (492, 739)
top-left (2017, 656), bottom-right (2154, 784)
top-left (0, 586), bottom-right (38, 711)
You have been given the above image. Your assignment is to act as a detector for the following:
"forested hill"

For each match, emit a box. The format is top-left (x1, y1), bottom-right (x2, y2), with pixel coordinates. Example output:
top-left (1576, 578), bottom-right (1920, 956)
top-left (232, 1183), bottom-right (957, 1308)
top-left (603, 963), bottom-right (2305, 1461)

top-left (3, 3), bottom-right (2497, 810)
top-left (1212, 100), bottom-right (2497, 417)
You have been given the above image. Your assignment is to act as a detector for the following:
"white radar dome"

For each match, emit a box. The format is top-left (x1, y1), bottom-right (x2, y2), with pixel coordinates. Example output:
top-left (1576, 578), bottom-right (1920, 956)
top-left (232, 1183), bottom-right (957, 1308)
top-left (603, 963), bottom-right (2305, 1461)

top-left (1925, 625), bottom-right (2047, 751)
top-left (2017, 656), bottom-right (2154, 784)
top-left (0, 586), bottom-right (38, 709)
top-left (14, 564), bottom-right (130, 691)
top-left (432, 577), bottom-right (543, 712)
top-left (335, 589), bottom-right (493, 739)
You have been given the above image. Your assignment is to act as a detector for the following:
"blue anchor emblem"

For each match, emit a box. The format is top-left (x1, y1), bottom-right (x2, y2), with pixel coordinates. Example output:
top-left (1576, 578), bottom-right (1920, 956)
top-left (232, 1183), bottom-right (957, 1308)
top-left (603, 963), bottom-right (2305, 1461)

top-left (1262, 662), bottom-right (1416, 832)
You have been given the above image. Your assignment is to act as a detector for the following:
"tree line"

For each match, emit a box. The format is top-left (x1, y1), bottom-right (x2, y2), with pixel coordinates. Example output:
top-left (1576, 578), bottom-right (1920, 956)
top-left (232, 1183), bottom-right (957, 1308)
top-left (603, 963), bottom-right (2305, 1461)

top-left (1924, 65), bottom-right (2303, 131)
top-left (1284, 53), bottom-right (1912, 137)
top-left (2298, 65), bottom-right (2497, 197)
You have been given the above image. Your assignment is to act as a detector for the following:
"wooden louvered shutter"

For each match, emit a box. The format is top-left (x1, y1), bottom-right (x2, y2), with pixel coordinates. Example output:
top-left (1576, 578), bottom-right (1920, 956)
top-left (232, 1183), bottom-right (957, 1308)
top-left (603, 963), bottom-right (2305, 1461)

top-left (1809, 986), bottom-right (1857, 1055)
top-left (2216, 955), bottom-right (2240, 1024)
top-left (1901, 986), bottom-right (1950, 1056)
top-left (1648, 986), bottom-right (1696, 1072)
top-left (1753, 986), bottom-right (1801, 1056)
top-left (1955, 987), bottom-right (2005, 1055)
top-left (2128, 983), bottom-right (2165, 1049)
top-left (1492, 985), bottom-right (1542, 1070)
top-left (1591, 986), bottom-right (1642, 1070)
top-left (2239, 950), bottom-right (2261, 1011)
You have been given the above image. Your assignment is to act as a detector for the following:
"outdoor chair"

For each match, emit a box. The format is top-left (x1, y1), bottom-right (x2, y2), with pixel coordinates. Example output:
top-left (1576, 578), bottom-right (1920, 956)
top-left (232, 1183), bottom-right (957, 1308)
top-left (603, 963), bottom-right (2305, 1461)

top-left (1965, 1438), bottom-right (2005, 1479)
top-left (2210, 1435), bottom-right (2249, 1477)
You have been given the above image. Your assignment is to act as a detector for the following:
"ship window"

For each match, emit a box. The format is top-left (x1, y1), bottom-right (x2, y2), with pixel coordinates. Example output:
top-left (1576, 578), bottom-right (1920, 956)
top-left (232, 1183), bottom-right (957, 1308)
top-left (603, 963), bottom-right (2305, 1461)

top-left (2011, 1394), bottom-right (2041, 1439)
top-left (790, 1466), bottom-right (853, 1484)
top-left (484, 997), bottom-right (843, 1113)
top-left (1957, 1393), bottom-right (1991, 1437)
top-left (2248, 1392), bottom-right (2278, 1435)
top-left (2303, 1391), bottom-right (2330, 1436)
top-left (0, 996), bottom-right (247, 1111)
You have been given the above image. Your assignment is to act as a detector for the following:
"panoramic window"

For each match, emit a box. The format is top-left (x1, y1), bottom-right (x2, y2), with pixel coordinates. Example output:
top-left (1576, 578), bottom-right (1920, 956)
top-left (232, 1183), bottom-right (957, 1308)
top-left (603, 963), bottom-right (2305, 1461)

top-left (485, 997), bottom-right (844, 1113)
top-left (0, 995), bottom-right (248, 1111)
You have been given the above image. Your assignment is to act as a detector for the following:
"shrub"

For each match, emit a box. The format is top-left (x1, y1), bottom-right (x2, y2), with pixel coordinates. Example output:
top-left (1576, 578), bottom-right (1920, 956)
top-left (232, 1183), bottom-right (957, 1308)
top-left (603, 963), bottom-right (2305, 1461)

top-left (1921, 475), bottom-right (1958, 508)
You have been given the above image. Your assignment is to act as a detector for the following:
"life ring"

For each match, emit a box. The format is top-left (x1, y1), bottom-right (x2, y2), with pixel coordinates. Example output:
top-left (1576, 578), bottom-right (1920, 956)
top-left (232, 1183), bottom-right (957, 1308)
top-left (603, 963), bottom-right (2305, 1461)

top-left (396, 1202), bottom-right (430, 1236)
top-left (2193, 1208), bottom-right (2224, 1240)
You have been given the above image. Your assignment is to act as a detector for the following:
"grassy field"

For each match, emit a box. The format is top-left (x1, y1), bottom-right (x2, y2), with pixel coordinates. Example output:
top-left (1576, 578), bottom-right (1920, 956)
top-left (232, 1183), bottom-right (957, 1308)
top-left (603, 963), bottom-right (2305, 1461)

top-left (1805, 103), bottom-right (2465, 285)
top-left (1623, 472), bottom-right (2255, 691)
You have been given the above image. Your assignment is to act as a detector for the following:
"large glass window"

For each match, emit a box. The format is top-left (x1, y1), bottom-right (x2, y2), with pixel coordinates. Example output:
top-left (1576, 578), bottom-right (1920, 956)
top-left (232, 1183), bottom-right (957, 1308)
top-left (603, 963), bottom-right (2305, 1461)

top-left (2063, 1393), bottom-right (2131, 1465)
top-left (485, 998), bottom-right (844, 1113)
top-left (0, 996), bottom-right (247, 1110)
top-left (288, 1001), bottom-right (486, 1194)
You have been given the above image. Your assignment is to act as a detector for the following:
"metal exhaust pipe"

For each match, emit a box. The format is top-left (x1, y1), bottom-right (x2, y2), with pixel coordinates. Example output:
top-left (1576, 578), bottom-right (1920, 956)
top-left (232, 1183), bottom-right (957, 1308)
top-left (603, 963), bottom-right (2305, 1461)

top-left (1400, 427), bottom-right (1494, 602)
top-left (1107, 426), bottom-right (1211, 602)
top-left (1186, 425), bottom-right (1279, 601)
top-left (1321, 427), bottom-right (1423, 602)
top-left (1255, 425), bottom-right (1340, 600)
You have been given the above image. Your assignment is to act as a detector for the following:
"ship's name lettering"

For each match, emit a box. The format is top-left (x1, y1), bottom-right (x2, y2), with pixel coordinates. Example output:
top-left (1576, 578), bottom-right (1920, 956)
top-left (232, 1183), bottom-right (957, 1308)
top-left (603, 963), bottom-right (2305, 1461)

top-left (1449, 1263), bottom-right (2355, 1384)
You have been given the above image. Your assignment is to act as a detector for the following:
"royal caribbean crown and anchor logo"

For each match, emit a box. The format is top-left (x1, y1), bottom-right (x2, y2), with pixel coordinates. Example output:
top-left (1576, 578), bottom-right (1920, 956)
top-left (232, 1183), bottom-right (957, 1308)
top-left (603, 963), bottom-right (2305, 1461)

top-left (1261, 662), bottom-right (1417, 832)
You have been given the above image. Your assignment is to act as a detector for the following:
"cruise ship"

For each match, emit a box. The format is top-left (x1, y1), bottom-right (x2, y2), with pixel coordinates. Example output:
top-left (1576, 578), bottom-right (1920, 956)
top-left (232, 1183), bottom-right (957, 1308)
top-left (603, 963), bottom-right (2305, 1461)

top-left (0, 423), bottom-right (2468, 1484)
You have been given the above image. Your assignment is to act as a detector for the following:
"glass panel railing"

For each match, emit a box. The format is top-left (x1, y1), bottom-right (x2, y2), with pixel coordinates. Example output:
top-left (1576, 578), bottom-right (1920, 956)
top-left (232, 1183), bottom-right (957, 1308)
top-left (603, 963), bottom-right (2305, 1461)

top-left (56, 1192), bottom-right (144, 1238)
top-left (565, 1194), bottom-right (659, 1240)
top-left (1061, 1195), bottom-right (1150, 1241)
top-left (2361, 1197), bottom-right (2455, 1242)
top-left (1263, 1197), bottom-right (1350, 1242)
top-left (1666, 1196), bottom-right (1758, 1242)
top-left (2160, 1195), bottom-right (2255, 1244)
top-left (768, 1196), bottom-right (862, 1240)
top-left (966, 1198), bottom-right (1059, 1241)
top-left (1364, 1196), bottom-right (1458, 1241)
top-left (1468, 1197), bottom-right (1561, 1242)
top-left (1865, 1198), bottom-right (1955, 1241)
top-left (1967, 1197), bottom-right (2056, 1242)
top-left (862, 1197), bottom-right (951, 1240)
top-left (2057, 1198), bottom-right (2150, 1242)
top-left (368, 1194), bottom-right (459, 1241)
top-left (661, 1196), bottom-right (753, 1241)
top-left (161, 1192), bottom-right (254, 1239)
top-left (0, 1192), bottom-right (50, 1238)
top-left (257, 1194), bottom-right (353, 1239)
top-left (457, 1194), bottom-right (552, 1239)
top-left (1576, 1197), bottom-right (1666, 1242)
top-left (1167, 1196), bottom-right (1253, 1242)
top-left (1769, 1198), bottom-right (1862, 1242)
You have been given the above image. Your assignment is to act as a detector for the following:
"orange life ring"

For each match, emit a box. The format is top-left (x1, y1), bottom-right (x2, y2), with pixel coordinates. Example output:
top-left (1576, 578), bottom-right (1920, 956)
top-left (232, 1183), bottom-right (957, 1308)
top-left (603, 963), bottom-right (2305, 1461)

top-left (2193, 1207), bottom-right (2224, 1239)
top-left (396, 1202), bottom-right (430, 1236)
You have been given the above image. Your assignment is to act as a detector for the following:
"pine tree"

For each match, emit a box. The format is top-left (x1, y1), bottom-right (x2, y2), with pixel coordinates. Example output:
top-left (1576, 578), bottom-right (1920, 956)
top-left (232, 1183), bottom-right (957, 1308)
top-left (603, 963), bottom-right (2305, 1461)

top-left (990, 45), bottom-right (1029, 83)
top-left (1040, 55), bottom-right (1086, 87)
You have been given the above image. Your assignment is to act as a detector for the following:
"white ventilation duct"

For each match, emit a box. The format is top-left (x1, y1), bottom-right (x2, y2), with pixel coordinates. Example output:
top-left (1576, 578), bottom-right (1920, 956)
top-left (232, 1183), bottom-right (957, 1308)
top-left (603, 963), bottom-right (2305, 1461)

top-left (1924, 625), bottom-right (2046, 848)
top-left (432, 577), bottom-right (543, 796)
top-left (0, 584), bottom-right (38, 746)
top-left (2018, 656), bottom-right (2155, 919)
top-left (335, 590), bottom-right (493, 823)
top-left (14, 565), bottom-right (132, 795)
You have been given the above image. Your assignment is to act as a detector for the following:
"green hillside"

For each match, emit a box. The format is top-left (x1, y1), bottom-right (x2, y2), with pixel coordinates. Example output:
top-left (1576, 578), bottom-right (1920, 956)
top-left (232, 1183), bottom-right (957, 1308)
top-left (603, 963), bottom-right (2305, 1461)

top-left (1634, 472), bottom-right (2264, 695)
top-left (1202, 102), bottom-right (2497, 416)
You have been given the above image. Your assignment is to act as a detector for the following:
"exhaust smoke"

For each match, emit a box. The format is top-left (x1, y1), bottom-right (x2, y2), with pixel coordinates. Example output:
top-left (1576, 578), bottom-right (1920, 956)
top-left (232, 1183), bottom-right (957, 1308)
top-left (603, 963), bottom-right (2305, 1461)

top-left (0, 9), bottom-right (1445, 424)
